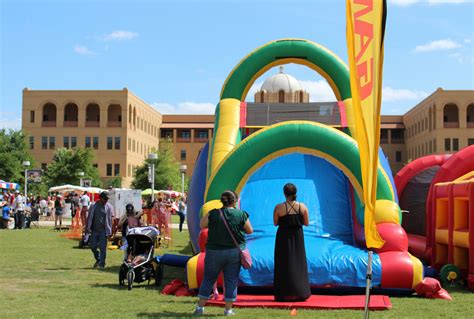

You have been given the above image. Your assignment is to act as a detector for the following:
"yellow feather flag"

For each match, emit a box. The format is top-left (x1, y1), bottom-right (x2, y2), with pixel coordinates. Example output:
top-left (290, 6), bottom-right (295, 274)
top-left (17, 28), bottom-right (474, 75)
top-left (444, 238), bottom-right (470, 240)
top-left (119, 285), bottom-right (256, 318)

top-left (346, 0), bottom-right (387, 249)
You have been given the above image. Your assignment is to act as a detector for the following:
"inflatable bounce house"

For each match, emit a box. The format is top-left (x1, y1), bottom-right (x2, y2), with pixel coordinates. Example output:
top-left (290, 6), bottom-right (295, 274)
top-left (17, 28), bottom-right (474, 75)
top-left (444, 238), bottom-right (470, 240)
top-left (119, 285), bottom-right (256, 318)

top-left (395, 145), bottom-right (474, 290)
top-left (183, 39), bottom-right (428, 293)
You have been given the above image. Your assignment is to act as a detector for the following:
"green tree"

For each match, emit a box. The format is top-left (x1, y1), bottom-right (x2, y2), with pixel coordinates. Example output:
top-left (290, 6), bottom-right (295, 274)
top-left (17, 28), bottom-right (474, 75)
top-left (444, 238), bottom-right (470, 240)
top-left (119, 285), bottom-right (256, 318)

top-left (45, 148), bottom-right (102, 187)
top-left (105, 177), bottom-right (122, 189)
top-left (0, 129), bottom-right (35, 188)
top-left (132, 139), bottom-right (186, 191)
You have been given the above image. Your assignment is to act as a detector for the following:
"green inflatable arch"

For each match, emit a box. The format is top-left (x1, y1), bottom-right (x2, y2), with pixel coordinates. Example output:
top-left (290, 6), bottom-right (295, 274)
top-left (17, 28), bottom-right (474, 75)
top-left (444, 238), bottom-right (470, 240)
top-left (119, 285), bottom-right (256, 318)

top-left (220, 38), bottom-right (351, 102)
top-left (205, 121), bottom-right (394, 204)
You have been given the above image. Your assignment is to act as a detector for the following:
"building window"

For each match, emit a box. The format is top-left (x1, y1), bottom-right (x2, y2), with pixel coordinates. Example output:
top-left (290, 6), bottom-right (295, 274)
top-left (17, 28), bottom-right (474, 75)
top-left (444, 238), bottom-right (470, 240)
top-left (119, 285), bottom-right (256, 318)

top-left (71, 136), bottom-right (77, 148)
top-left (128, 138), bottom-right (131, 151)
top-left (106, 164), bottom-right (112, 176)
top-left (41, 163), bottom-right (47, 171)
top-left (29, 136), bottom-right (34, 149)
top-left (128, 164), bottom-right (131, 177)
top-left (115, 137), bottom-right (120, 150)
top-left (85, 136), bottom-right (91, 148)
top-left (181, 149), bottom-right (186, 161)
top-left (42, 136), bottom-right (47, 149)
top-left (395, 151), bottom-right (402, 163)
top-left (181, 131), bottom-right (191, 139)
top-left (380, 129), bottom-right (388, 144)
top-left (429, 140), bottom-right (432, 154)
top-left (49, 136), bottom-right (55, 149)
top-left (391, 129), bottom-right (404, 143)
top-left (30, 111), bottom-right (35, 123)
top-left (453, 138), bottom-right (459, 151)
top-left (93, 163), bottom-right (98, 168)
top-left (197, 131), bottom-right (208, 139)
top-left (107, 137), bottom-right (113, 150)
top-left (93, 136), bottom-right (99, 150)
top-left (114, 164), bottom-right (120, 176)
top-left (63, 136), bottom-right (70, 149)
top-left (445, 138), bottom-right (451, 151)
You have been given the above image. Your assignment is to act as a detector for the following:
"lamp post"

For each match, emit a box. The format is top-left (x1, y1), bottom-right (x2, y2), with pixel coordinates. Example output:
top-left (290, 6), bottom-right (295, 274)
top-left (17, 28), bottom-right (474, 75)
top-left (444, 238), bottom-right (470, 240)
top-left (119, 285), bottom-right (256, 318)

top-left (78, 171), bottom-right (84, 187)
top-left (22, 161), bottom-right (30, 202)
top-left (148, 153), bottom-right (158, 203)
top-left (179, 164), bottom-right (187, 198)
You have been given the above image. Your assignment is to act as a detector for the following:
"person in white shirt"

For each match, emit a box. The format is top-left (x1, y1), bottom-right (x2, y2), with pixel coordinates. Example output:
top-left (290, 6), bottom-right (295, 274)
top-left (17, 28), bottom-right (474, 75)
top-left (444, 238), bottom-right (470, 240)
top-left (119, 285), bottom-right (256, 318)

top-left (14, 191), bottom-right (25, 229)
top-left (80, 192), bottom-right (91, 230)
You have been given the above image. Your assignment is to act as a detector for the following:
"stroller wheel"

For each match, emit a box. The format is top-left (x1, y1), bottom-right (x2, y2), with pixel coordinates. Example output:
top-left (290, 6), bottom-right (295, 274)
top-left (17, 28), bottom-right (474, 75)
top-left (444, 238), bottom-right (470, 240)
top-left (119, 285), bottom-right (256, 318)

top-left (119, 264), bottom-right (127, 286)
top-left (155, 263), bottom-right (164, 287)
top-left (127, 269), bottom-right (135, 290)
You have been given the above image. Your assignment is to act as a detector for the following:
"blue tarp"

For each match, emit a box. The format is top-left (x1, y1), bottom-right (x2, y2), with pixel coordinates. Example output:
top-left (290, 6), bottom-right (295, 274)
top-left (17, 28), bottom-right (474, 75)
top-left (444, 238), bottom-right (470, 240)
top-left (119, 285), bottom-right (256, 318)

top-left (239, 153), bottom-right (381, 287)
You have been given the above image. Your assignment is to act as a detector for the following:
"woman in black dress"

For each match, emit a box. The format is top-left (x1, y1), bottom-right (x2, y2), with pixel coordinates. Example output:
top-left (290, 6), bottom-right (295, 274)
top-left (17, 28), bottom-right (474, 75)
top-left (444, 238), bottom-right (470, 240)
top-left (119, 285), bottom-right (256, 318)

top-left (273, 183), bottom-right (311, 301)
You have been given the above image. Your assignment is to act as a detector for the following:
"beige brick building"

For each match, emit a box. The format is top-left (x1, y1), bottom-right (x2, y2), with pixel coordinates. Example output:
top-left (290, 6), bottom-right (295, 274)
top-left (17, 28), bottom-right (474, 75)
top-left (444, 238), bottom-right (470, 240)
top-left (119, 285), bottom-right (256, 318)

top-left (403, 88), bottom-right (474, 161)
top-left (22, 88), bottom-right (162, 187)
top-left (21, 83), bottom-right (473, 188)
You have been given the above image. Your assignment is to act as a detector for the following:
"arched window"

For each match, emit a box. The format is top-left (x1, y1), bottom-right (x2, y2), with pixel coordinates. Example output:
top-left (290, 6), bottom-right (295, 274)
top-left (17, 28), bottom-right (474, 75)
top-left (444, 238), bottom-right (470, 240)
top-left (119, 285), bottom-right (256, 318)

top-left (128, 105), bottom-right (132, 125)
top-left (467, 103), bottom-right (474, 128)
top-left (85, 102), bottom-right (100, 127)
top-left (64, 102), bottom-right (78, 127)
top-left (278, 90), bottom-right (285, 103)
top-left (42, 102), bottom-right (57, 127)
top-left (443, 103), bottom-right (459, 128)
top-left (133, 107), bottom-right (136, 127)
top-left (107, 104), bottom-right (122, 127)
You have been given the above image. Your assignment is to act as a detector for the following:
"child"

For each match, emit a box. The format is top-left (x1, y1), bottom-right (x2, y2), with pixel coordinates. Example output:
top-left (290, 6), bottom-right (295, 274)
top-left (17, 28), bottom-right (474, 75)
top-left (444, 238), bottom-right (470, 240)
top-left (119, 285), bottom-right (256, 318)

top-left (118, 204), bottom-right (143, 258)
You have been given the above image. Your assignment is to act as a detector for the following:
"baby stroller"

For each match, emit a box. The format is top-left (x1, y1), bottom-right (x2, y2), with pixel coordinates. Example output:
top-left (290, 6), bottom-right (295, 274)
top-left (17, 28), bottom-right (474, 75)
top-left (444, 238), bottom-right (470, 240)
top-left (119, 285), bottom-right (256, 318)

top-left (119, 226), bottom-right (161, 290)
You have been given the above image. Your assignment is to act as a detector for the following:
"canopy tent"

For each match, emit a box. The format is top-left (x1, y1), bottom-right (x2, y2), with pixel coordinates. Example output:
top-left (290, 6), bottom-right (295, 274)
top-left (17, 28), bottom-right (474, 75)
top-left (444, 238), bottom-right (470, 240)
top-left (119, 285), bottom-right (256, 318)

top-left (49, 184), bottom-right (104, 194)
top-left (141, 189), bottom-right (183, 197)
top-left (0, 180), bottom-right (20, 190)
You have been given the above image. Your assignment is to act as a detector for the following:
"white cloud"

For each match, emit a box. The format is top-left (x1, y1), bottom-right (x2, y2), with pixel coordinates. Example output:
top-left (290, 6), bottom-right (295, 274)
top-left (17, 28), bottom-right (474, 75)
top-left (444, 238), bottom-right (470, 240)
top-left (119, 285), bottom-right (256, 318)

top-left (0, 118), bottom-right (22, 130)
top-left (448, 52), bottom-right (464, 63)
top-left (382, 86), bottom-right (429, 103)
top-left (299, 80), bottom-right (337, 102)
top-left (103, 30), bottom-right (139, 41)
top-left (73, 45), bottom-right (96, 55)
top-left (389, 0), bottom-right (419, 6)
top-left (414, 39), bottom-right (462, 52)
top-left (152, 102), bottom-right (216, 115)
top-left (390, 0), bottom-right (469, 6)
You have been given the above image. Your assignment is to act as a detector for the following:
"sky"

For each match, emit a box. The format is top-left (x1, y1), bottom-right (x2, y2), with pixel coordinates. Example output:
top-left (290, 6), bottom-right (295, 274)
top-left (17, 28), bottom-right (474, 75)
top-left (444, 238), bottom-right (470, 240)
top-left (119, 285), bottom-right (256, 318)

top-left (1, 0), bottom-right (473, 130)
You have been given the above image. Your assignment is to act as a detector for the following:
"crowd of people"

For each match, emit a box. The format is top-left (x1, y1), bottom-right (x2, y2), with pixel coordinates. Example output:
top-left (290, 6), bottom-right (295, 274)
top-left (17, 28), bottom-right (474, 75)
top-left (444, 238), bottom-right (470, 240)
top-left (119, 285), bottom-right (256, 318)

top-left (0, 189), bottom-right (92, 230)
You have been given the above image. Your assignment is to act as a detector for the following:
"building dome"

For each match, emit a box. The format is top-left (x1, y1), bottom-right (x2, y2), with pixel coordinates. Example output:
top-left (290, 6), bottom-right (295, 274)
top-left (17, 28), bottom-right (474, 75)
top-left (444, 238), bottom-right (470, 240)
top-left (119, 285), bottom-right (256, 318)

top-left (260, 66), bottom-right (303, 93)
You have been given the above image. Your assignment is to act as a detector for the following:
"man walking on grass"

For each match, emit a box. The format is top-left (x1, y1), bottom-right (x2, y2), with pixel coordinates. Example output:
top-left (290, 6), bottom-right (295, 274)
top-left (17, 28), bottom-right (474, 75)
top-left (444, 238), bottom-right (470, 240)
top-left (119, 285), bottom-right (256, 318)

top-left (86, 191), bottom-right (114, 269)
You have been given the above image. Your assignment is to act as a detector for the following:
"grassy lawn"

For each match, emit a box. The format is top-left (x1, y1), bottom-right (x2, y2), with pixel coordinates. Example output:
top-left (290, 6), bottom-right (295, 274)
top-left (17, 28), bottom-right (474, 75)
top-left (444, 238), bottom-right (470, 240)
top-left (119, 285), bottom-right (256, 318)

top-left (0, 229), bottom-right (473, 319)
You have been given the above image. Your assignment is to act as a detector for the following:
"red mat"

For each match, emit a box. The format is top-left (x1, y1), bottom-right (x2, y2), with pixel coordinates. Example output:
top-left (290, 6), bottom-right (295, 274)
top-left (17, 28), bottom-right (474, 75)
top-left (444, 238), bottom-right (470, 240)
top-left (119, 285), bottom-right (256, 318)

top-left (206, 294), bottom-right (392, 310)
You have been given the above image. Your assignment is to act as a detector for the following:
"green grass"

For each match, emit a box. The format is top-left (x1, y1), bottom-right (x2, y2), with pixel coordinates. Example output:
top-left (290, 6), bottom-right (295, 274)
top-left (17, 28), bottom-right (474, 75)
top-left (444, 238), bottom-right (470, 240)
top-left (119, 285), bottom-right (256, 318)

top-left (0, 229), bottom-right (472, 319)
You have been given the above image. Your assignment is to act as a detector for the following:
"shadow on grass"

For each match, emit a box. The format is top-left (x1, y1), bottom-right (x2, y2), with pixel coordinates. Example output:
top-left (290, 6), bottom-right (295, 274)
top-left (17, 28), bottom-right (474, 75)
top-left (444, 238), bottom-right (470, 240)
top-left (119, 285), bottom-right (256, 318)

top-left (137, 311), bottom-right (219, 318)
top-left (178, 241), bottom-right (194, 255)
top-left (43, 267), bottom-right (72, 271)
top-left (90, 282), bottom-right (159, 290)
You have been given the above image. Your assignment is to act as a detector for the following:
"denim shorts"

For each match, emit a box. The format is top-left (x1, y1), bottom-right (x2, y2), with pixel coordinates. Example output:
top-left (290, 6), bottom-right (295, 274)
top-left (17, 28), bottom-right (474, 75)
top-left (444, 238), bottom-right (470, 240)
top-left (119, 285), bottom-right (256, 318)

top-left (197, 248), bottom-right (241, 302)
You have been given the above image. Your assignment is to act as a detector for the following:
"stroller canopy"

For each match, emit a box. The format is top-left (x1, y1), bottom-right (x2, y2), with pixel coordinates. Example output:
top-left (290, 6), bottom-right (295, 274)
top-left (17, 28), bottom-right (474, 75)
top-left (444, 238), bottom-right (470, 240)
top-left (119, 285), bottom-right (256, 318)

top-left (126, 226), bottom-right (159, 242)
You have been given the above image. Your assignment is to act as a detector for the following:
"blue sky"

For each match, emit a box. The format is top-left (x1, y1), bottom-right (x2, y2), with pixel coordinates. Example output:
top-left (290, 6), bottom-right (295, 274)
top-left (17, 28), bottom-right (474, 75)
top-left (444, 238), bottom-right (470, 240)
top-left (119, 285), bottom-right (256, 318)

top-left (1, 0), bottom-right (473, 129)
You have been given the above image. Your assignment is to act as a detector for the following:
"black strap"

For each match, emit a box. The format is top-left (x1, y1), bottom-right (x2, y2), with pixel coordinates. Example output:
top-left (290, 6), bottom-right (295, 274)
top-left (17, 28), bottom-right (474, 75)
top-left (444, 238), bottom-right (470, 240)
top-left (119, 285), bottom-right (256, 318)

top-left (219, 209), bottom-right (241, 251)
top-left (285, 201), bottom-right (298, 215)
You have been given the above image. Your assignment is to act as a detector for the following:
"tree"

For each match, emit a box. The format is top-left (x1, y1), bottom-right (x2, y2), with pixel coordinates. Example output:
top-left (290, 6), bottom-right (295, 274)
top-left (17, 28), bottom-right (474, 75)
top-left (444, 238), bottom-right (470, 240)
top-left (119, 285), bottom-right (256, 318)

top-left (132, 139), bottom-right (185, 191)
top-left (45, 148), bottom-right (102, 187)
top-left (0, 129), bottom-right (35, 187)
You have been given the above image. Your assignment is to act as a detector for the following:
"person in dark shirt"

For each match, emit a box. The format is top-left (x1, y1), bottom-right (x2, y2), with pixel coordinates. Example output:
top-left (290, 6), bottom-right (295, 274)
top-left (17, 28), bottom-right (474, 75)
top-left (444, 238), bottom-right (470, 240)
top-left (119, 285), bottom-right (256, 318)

top-left (193, 190), bottom-right (253, 316)
top-left (86, 191), bottom-right (115, 269)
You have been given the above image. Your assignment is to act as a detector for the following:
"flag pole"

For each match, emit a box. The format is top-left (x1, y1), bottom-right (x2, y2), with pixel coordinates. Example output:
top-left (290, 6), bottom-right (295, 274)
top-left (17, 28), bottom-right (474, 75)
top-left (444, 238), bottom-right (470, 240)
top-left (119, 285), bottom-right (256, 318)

top-left (364, 250), bottom-right (373, 319)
